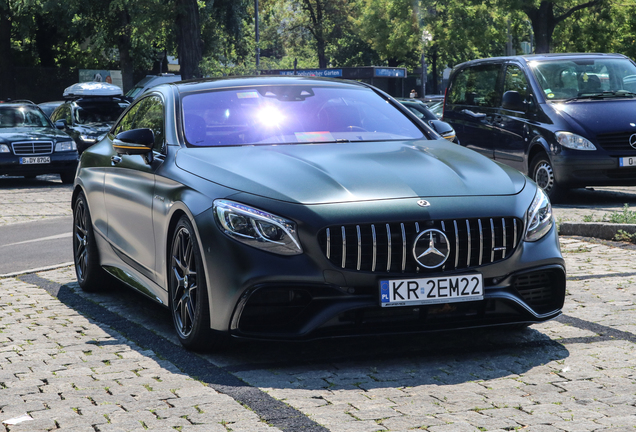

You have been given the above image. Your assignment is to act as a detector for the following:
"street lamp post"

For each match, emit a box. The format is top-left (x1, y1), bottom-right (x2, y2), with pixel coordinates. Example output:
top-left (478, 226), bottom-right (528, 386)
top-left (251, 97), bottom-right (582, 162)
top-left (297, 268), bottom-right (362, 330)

top-left (421, 30), bottom-right (432, 98)
top-left (255, 0), bottom-right (260, 73)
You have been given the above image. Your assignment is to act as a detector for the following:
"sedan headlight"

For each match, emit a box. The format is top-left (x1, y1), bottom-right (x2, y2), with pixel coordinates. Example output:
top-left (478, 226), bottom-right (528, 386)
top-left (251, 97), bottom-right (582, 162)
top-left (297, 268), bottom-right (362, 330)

top-left (80, 135), bottom-right (98, 143)
top-left (0, 144), bottom-right (9, 153)
top-left (555, 131), bottom-right (596, 150)
top-left (525, 187), bottom-right (553, 242)
top-left (55, 141), bottom-right (77, 152)
top-left (214, 200), bottom-right (303, 255)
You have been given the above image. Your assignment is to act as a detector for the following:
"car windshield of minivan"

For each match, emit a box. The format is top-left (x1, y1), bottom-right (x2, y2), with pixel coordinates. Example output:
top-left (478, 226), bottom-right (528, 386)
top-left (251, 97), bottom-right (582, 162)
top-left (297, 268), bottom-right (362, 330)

top-left (75, 102), bottom-right (127, 124)
top-left (529, 58), bottom-right (636, 101)
top-left (181, 85), bottom-right (425, 147)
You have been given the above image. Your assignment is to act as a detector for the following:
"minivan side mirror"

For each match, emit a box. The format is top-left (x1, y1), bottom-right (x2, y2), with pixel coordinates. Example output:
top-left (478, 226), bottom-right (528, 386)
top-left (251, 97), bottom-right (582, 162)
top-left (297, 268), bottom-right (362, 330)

top-left (502, 91), bottom-right (526, 112)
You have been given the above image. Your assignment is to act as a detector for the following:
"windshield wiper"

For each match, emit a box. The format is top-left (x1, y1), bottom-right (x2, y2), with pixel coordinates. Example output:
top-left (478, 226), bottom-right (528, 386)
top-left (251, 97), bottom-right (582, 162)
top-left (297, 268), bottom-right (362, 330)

top-left (564, 90), bottom-right (636, 103)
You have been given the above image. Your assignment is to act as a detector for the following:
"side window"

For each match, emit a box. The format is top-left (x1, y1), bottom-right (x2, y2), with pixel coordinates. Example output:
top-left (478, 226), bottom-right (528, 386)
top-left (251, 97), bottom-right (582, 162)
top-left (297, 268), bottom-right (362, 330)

top-left (51, 104), bottom-right (71, 123)
top-left (448, 64), bottom-right (502, 108)
top-left (504, 64), bottom-right (530, 99)
top-left (113, 103), bottom-right (140, 136)
top-left (133, 96), bottom-right (165, 151)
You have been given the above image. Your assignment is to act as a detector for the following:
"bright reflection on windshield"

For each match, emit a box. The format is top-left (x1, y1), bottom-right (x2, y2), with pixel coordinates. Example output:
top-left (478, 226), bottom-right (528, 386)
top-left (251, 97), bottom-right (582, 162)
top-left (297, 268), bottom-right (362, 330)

top-left (181, 84), bottom-right (424, 147)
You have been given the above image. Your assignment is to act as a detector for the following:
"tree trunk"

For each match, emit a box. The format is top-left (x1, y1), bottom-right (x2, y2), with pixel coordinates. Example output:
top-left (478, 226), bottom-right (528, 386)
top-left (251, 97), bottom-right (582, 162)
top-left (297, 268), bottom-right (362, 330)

top-left (34, 15), bottom-right (57, 68)
top-left (117, 10), bottom-right (134, 93)
top-left (175, 0), bottom-right (202, 79)
top-left (0, 1), bottom-right (14, 99)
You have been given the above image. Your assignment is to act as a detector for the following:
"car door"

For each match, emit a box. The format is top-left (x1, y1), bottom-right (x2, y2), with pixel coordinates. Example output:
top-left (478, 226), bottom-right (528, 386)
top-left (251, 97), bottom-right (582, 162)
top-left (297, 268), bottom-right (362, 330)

top-left (103, 95), bottom-right (165, 281)
top-left (444, 62), bottom-right (503, 158)
top-left (493, 63), bottom-right (534, 172)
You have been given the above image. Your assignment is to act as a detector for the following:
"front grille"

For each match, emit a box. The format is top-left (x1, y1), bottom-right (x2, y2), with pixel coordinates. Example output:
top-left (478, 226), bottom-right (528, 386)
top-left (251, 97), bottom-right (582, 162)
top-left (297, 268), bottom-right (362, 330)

top-left (12, 141), bottom-right (53, 155)
top-left (319, 217), bottom-right (523, 274)
top-left (596, 132), bottom-right (636, 154)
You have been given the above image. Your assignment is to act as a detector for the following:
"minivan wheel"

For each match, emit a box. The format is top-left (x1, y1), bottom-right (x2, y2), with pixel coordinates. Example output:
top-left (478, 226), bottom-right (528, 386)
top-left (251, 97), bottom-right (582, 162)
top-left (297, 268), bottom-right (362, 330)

top-left (530, 154), bottom-right (561, 201)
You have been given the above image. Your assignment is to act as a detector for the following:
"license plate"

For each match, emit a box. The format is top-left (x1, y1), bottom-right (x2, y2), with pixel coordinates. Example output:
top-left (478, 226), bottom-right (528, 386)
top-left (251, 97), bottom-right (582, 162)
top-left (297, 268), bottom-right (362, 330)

top-left (380, 274), bottom-right (483, 307)
top-left (619, 157), bottom-right (636, 167)
top-left (20, 156), bottom-right (50, 164)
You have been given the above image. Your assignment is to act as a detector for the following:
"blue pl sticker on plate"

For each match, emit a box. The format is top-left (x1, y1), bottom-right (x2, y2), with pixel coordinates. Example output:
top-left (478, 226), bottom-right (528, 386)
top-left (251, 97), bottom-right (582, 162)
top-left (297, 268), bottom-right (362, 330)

top-left (380, 280), bottom-right (390, 303)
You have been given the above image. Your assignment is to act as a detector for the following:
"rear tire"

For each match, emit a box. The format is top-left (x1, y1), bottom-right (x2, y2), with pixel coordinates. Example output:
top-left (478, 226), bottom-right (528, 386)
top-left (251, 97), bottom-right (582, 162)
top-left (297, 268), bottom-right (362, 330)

top-left (73, 192), bottom-right (107, 291)
top-left (169, 216), bottom-right (225, 351)
top-left (530, 154), bottom-right (563, 202)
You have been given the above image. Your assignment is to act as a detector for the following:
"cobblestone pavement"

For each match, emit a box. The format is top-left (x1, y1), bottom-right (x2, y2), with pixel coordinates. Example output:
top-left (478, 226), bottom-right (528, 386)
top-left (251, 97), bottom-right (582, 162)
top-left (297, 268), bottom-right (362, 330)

top-left (0, 175), bottom-right (72, 226)
top-left (2, 235), bottom-right (636, 431)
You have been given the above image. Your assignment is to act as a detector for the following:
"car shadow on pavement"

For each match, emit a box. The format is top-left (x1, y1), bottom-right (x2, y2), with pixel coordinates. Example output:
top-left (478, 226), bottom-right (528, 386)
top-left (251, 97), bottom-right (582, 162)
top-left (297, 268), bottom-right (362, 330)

top-left (21, 273), bottom-right (570, 394)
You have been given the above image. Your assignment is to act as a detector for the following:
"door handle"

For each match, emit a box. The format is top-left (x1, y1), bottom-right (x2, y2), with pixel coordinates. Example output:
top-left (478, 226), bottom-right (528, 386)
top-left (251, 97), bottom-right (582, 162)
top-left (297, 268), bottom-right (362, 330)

top-left (111, 155), bottom-right (122, 165)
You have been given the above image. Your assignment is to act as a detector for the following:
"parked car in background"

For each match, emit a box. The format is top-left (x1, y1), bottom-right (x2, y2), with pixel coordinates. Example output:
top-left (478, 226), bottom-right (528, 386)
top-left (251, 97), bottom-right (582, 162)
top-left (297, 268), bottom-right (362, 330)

top-left (125, 73), bottom-right (182, 100)
top-left (72, 76), bottom-right (565, 351)
top-left (443, 52), bottom-right (636, 200)
top-left (0, 100), bottom-right (78, 183)
top-left (397, 98), bottom-right (458, 143)
top-left (38, 101), bottom-right (64, 118)
top-left (50, 82), bottom-right (129, 153)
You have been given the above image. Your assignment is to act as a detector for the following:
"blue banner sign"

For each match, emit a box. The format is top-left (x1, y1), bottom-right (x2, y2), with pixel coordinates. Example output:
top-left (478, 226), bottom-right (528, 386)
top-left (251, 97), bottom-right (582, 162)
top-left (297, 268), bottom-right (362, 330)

top-left (374, 68), bottom-right (406, 78)
top-left (280, 69), bottom-right (343, 77)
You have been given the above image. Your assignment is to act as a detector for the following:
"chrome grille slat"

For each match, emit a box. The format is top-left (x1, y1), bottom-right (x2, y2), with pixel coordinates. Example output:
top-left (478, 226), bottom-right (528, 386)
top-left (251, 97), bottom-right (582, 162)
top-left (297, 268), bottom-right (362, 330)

top-left (356, 225), bottom-right (362, 271)
top-left (386, 224), bottom-right (391, 272)
top-left (321, 216), bottom-right (522, 274)
top-left (12, 141), bottom-right (53, 155)
top-left (401, 223), bottom-right (406, 272)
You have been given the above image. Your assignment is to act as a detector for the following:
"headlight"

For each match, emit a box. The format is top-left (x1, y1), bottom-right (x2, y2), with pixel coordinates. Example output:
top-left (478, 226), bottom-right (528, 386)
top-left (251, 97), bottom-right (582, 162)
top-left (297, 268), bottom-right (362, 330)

top-left (525, 187), bottom-right (553, 242)
top-left (555, 131), bottom-right (596, 150)
top-left (55, 141), bottom-right (77, 152)
top-left (80, 135), bottom-right (98, 143)
top-left (214, 200), bottom-right (302, 255)
top-left (0, 144), bottom-right (9, 153)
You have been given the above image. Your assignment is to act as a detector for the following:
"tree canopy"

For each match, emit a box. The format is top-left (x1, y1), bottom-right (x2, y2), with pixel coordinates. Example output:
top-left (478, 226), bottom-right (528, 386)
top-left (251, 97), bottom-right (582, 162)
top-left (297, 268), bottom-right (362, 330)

top-left (0, 0), bottom-right (634, 99)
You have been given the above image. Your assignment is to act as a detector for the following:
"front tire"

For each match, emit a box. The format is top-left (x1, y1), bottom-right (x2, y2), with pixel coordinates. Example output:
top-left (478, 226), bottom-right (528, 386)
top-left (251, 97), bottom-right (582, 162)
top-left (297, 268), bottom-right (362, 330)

top-left (169, 216), bottom-right (222, 351)
top-left (530, 154), bottom-right (563, 202)
top-left (73, 192), bottom-right (107, 291)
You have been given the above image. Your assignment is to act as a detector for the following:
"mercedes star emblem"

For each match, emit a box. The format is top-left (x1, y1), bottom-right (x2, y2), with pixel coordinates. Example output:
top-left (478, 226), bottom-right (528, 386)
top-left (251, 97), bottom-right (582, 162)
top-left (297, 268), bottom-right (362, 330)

top-left (630, 134), bottom-right (636, 150)
top-left (417, 199), bottom-right (431, 207)
top-left (412, 229), bottom-right (450, 268)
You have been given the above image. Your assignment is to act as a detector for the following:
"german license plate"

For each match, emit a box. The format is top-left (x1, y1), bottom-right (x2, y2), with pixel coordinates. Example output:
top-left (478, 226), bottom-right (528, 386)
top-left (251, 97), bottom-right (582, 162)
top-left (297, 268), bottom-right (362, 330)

top-left (619, 157), bottom-right (636, 167)
top-left (380, 274), bottom-right (483, 307)
top-left (20, 156), bottom-right (50, 164)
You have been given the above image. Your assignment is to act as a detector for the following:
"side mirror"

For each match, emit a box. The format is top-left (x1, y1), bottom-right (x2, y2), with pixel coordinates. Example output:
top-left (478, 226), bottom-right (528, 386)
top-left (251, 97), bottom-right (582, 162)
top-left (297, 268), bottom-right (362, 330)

top-left (429, 120), bottom-right (457, 142)
top-left (113, 128), bottom-right (154, 155)
top-left (55, 119), bottom-right (67, 130)
top-left (502, 90), bottom-right (526, 112)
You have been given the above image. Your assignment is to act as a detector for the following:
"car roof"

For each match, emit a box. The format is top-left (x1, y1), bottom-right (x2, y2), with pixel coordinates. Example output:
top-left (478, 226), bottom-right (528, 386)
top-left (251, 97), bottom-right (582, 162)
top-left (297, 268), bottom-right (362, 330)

top-left (454, 52), bottom-right (630, 69)
top-left (168, 75), bottom-right (370, 94)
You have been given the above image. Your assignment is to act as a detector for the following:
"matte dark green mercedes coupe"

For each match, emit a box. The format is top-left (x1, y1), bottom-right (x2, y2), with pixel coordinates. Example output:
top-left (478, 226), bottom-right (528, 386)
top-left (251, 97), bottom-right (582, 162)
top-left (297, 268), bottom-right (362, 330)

top-left (72, 76), bottom-right (565, 351)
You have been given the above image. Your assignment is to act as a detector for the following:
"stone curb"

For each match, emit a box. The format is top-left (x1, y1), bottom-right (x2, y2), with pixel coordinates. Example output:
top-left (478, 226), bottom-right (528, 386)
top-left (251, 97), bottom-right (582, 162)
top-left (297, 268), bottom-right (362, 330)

top-left (559, 221), bottom-right (636, 240)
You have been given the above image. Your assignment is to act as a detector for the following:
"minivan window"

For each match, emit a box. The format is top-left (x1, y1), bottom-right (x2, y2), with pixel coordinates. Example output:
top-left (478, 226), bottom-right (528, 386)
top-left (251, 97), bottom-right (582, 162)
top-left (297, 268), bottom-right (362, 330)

top-left (529, 58), bottom-right (636, 100)
top-left (504, 64), bottom-right (530, 99)
top-left (447, 64), bottom-right (502, 107)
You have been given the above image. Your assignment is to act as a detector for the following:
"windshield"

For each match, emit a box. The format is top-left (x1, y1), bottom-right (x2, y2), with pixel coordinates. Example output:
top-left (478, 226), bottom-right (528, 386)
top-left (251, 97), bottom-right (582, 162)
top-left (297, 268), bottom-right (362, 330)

top-left (0, 106), bottom-right (51, 128)
top-left (529, 57), bottom-right (636, 100)
top-left (181, 85), bottom-right (425, 147)
top-left (75, 102), bottom-right (127, 124)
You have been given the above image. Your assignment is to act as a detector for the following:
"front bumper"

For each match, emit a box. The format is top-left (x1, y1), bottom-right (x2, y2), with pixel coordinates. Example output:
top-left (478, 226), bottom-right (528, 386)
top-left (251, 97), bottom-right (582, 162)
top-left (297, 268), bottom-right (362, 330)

top-left (553, 151), bottom-right (636, 188)
top-left (0, 152), bottom-right (78, 176)
top-left (194, 192), bottom-right (566, 341)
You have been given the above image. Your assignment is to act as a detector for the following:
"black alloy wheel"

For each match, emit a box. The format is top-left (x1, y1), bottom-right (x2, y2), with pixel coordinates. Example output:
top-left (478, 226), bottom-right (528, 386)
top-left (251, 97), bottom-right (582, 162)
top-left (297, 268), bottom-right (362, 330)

top-left (73, 192), bottom-right (106, 291)
top-left (169, 216), bottom-right (219, 351)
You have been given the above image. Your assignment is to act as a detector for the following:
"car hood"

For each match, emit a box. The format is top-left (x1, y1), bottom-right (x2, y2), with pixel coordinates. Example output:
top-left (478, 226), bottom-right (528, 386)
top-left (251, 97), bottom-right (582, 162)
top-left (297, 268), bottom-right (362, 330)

top-left (73, 123), bottom-right (112, 135)
top-left (175, 140), bottom-right (527, 205)
top-left (553, 98), bottom-right (636, 136)
top-left (0, 127), bottom-right (71, 142)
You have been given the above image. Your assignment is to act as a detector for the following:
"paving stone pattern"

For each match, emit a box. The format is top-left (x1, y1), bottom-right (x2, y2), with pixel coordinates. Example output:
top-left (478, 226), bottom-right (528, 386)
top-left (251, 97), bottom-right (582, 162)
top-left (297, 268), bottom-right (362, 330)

top-left (2, 237), bottom-right (636, 431)
top-left (0, 176), bottom-right (72, 226)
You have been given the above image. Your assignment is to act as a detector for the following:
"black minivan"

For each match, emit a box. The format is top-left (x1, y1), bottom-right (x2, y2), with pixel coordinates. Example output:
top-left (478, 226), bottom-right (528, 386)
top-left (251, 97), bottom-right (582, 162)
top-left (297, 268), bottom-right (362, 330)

top-left (443, 53), bottom-right (636, 200)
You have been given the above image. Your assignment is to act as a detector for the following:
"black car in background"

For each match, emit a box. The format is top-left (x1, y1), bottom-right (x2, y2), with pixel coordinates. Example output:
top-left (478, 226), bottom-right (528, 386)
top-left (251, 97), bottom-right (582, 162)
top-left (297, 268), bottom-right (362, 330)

top-left (444, 53), bottom-right (636, 200)
top-left (0, 101), bottom-right (78, 183)
top-left (73, 76), bottom-right (564, 351)
top-left (397, 98), bottom-right (458, 143)
top-left (51, 82), bottom-right (129, 153)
